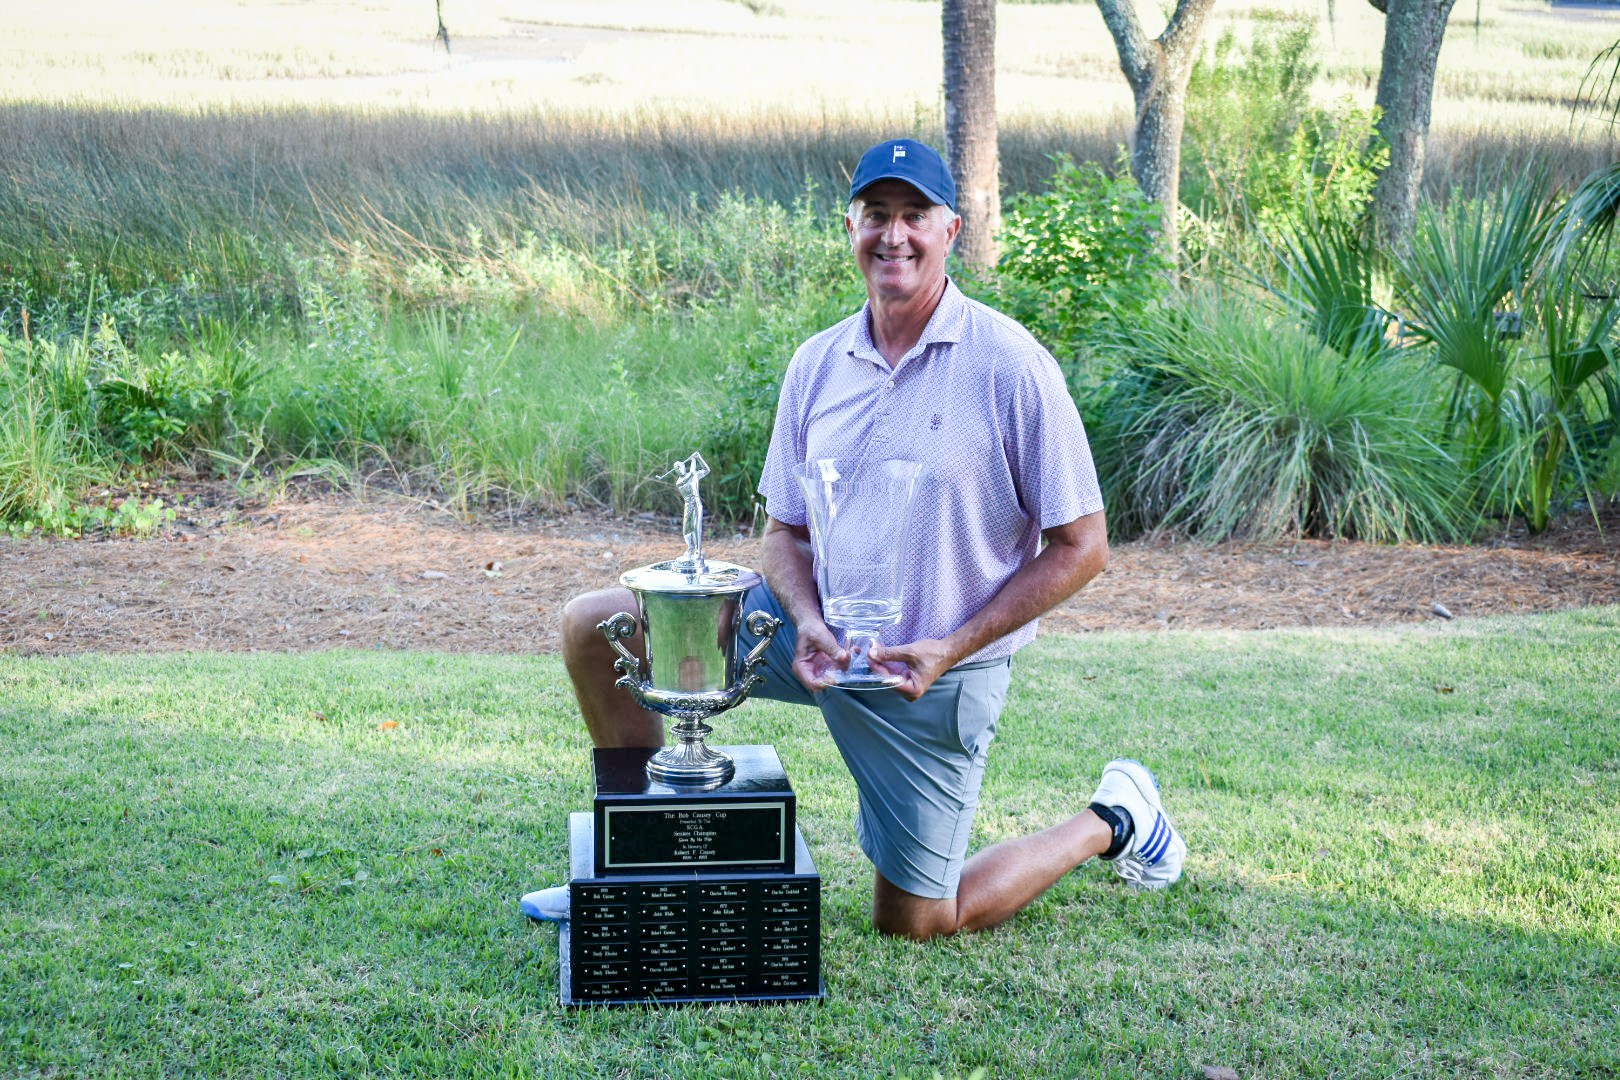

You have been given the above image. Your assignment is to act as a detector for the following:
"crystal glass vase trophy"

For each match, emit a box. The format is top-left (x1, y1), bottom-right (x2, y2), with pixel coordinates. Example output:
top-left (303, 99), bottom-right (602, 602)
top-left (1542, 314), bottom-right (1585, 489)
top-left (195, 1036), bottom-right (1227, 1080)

top-left (556, 453), bottom-right (824, 1007)
top-left (793, 459), bottom-right (925, 690)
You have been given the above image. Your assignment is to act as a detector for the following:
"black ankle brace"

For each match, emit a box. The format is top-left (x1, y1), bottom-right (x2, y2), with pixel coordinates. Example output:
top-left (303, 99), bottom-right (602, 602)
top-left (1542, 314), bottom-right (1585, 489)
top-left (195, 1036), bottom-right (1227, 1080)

top-left (1089, 802), bottom-right (1134, 860)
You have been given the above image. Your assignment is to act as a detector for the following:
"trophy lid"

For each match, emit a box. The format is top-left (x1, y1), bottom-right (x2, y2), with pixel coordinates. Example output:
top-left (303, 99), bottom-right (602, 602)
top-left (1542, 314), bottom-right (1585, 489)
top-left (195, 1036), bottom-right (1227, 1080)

top-left (620, 558), bottom-right (761, 597)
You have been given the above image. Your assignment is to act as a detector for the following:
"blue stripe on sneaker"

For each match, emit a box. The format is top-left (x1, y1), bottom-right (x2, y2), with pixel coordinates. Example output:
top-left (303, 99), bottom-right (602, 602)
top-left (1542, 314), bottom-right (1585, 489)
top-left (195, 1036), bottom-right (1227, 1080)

top-left (1152, 820), bottom-right (1177, 865)
top-left (1141, 816), bottom-right (1170, 864)
top-left (1134, 819), bottom-right (1159, 861)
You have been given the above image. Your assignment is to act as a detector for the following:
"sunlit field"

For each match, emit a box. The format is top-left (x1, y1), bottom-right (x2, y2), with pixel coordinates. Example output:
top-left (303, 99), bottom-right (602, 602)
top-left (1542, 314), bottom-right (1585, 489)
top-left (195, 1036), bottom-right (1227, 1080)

top-left (5, 0), bottom-right (1619, 134)
top-left (3, 0), bottom-right (1617, 293)
top-left (5, 0), bottom-right (1618, 303)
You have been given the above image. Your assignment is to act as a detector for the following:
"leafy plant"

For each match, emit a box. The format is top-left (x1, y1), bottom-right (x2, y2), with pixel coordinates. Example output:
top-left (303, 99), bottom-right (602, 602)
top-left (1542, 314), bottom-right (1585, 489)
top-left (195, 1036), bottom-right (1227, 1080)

top-left (0, 390), bottom-right (105, 536)
top-left (1183, 17), bottom-right (1385, 246)
top-left (1543, 160), bottom-right (1620, 291)
top-left (1259, 98), bottom-right (1387, 235)
top-left (1396, 173), bottom-right (1553, 463)
top-left (1395, 171), bottom-right (1620, 530)
top-left (274, 255), bottom-right (421, 458)
top-left (1492, 282), bottom-right (1617, 531)
top-left (994, 154), bottom-right (1169, 374)
top-left (1255, 210), bottom-right (1391, 360)
top-left (1183, 15), bottom-right (1318, 222)
top-left (185, 315), bottom-right (269, 449)
top-left (93, 348), bottom-right (208, 461)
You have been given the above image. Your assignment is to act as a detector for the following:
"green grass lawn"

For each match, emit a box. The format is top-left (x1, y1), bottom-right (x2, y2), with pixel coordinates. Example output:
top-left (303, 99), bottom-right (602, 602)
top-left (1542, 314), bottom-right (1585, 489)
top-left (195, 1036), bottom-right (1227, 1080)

top-left (3, 609), bottom-right (1617, 1078)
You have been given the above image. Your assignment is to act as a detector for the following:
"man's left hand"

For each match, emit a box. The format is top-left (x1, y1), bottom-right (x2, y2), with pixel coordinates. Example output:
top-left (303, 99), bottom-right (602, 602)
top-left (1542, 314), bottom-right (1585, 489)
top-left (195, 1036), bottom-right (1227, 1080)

top-left (868, 638), bottom-right (957, 701)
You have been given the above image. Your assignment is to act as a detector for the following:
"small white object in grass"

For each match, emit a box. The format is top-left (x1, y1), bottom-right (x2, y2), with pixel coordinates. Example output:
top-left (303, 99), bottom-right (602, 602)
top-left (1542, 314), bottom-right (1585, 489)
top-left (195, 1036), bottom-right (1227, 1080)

top-left (1431, 601), bottom-right (1454, 620)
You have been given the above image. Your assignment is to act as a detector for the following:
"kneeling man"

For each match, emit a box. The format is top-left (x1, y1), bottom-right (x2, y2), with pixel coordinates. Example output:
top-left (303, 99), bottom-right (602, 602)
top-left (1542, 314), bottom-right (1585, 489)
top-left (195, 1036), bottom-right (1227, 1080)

top-left (531, 139), bottom-right (1185, 940)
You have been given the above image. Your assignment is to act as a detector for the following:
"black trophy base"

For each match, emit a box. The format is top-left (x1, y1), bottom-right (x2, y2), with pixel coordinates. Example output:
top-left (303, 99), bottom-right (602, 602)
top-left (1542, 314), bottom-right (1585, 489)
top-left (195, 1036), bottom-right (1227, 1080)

top-left (592, 745), bottom-right (796, 875)
top-left (561, 812), bottom-right (824, 1007)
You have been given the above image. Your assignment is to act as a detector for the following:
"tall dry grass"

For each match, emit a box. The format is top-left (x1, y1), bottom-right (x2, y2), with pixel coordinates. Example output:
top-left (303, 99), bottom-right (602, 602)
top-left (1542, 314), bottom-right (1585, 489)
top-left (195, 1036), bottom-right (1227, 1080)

top-left (3, 100), bottom-right (1612, 315)
top-left (0, 102), bottom-right (1134, 309)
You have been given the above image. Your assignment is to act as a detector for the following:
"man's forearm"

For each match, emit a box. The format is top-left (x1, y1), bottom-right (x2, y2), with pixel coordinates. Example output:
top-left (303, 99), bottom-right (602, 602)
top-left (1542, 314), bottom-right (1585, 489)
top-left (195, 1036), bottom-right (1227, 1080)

top-left (761, 518), bottom-right (826, 631)
top-left (937, 511), bottom-right (1108, 666)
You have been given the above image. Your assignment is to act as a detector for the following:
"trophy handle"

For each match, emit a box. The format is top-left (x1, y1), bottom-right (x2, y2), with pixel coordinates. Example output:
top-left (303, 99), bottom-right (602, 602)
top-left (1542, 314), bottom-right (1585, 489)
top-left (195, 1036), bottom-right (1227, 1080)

top-left (736, 610), bottom-right (782, 693)
top-left (596, 611), bottom-right (645, 690)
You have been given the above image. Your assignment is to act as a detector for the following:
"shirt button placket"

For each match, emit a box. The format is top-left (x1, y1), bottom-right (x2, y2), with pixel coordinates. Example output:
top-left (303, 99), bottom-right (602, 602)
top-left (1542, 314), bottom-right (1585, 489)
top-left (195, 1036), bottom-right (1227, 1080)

top-left (874, 370), bottom-right (892, 446)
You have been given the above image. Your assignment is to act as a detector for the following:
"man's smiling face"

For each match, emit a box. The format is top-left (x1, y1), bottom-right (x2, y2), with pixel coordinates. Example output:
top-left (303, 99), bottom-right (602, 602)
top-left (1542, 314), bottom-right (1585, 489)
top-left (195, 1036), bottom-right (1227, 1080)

top-left (846, 179), bottom-right (960, 305)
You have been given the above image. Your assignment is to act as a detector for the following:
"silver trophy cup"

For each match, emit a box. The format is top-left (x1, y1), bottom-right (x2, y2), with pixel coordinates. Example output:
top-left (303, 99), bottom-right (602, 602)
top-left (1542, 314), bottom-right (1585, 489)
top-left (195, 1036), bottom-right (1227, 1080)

top-left (597, 453), bottom-right (781, 787)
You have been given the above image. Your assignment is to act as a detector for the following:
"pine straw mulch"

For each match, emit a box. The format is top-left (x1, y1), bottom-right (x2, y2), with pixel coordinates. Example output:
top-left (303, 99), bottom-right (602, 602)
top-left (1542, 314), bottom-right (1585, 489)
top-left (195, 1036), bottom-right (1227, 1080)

top-left (2, 484), bottom-right (1617, 655)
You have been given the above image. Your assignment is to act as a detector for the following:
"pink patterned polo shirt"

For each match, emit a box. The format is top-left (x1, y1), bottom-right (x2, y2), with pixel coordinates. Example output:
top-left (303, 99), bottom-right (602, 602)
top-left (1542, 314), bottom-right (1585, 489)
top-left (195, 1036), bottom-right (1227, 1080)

top-left (757, 279), bottom-right (1104, 664)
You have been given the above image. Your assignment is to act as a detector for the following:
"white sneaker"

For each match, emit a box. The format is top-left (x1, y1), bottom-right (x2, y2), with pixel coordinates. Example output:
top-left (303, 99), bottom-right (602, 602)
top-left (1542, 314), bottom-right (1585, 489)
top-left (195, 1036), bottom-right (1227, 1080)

top-left (519, 885), bottom-right (570, 922)
top-left (1090, 759), bottom-right (1186, 890)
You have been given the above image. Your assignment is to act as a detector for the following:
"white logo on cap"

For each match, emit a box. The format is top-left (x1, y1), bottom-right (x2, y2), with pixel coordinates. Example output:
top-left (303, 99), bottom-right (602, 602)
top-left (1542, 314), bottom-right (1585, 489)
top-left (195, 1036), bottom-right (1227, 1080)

top-left (892, 144), bottom-right (907, 163)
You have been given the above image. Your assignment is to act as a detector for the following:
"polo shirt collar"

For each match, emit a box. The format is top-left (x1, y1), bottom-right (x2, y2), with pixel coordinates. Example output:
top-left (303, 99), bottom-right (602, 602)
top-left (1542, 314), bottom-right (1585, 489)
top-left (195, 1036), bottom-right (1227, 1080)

top-left (848, 277), bottom-right (967, 369)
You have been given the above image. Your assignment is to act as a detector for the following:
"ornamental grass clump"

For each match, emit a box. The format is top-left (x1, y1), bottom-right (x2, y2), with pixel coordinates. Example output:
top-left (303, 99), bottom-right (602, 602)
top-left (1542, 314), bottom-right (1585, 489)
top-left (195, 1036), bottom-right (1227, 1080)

top-left (1100, 291), bottom-right (1466, 544)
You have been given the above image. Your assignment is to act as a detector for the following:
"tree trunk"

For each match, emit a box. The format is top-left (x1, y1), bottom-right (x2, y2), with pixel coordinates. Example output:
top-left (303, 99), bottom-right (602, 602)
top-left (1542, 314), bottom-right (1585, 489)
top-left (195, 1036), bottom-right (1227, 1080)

top-left (1095, 0), bottom-right (1219, 262)
top-left (943, 0), bottom-right (1000, 270)
top-left (1369, 0), bottom-right (1457, 250)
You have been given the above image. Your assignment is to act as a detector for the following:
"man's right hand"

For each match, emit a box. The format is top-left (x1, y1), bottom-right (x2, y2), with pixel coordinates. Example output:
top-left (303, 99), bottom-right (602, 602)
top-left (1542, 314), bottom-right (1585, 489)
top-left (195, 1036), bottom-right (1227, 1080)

top-left (790, 616), bottom-right (846, 693)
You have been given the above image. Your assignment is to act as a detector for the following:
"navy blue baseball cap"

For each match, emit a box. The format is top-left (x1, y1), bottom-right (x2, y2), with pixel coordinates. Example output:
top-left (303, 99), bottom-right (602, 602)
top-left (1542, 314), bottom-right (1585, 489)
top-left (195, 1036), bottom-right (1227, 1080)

top-left (849, 138), bottom-right (957, 212)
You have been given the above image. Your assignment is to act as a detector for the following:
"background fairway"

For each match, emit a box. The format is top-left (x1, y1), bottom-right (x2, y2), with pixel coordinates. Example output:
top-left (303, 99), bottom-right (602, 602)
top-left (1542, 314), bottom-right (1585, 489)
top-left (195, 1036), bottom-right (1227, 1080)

top-left (5, 0), bottom-right (1620, 136)
top-left (3, 609), bottom-right (1616, 1077)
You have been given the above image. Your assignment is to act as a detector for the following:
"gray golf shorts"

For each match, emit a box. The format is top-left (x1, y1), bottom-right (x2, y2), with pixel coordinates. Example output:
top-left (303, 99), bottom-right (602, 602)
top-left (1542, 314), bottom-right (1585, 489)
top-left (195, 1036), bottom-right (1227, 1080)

top-left (737, 582), bottom-right (1012, 900)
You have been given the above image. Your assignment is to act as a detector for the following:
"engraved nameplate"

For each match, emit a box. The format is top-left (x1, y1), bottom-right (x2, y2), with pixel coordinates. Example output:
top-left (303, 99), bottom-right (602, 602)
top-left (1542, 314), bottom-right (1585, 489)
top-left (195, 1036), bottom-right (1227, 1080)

top-left (602, 801), bottom-right (786, 870)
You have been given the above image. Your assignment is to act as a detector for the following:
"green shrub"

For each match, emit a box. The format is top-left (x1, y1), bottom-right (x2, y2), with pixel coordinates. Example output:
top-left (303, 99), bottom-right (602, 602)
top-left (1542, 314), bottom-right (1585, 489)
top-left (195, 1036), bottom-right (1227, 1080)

top-left (264, 257), bottom-right (422, 459)
top-left (89, 340), bottom-right (215, 462)
top-left (1267, 98), bottom-right (1386, 234)
top-left (1397, 176), bottom-right (1551, 425)
top-left (1183, 15), bottom-right (1319, 222)
top-left (994, 154), bottom-right (1169, 375)
top-left (1, 314), bottom-right (244, 484)
top-left (1096, 290), bottom-right (1466, 543)
top-left (1182, 17), bottom-right (1385, 242)
top-left (0, 387), bottom-right (105, 535)
top-left (1389, 171), bottom-right (1618, 530)
top-left (1490, 280), bottom-right (1619, 531)
top-left (1254, 210), bottom-right (1391, 360)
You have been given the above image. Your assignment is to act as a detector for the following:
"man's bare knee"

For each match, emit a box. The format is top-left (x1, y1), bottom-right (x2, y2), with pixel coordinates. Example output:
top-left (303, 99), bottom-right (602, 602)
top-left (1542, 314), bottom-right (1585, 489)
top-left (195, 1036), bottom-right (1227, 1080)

top-left (561, 586), bottom-right (663, 748)
top-left (872, 910), bottom-right (958, 942)
top-left (562, 589), bottom-right (637, 657)
top-left (871, 873), bottom-right (960, 941)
